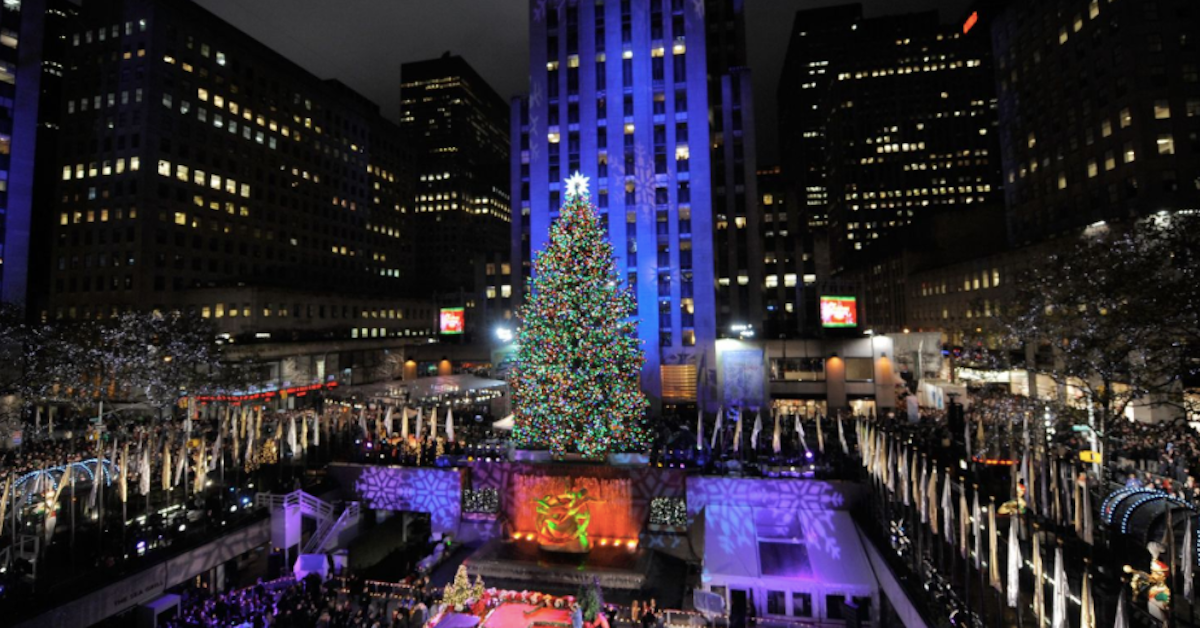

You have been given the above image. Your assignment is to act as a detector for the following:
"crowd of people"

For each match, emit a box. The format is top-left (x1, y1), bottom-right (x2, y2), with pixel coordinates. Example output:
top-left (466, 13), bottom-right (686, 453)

top-left (163, 574), bottom-right (437, 628)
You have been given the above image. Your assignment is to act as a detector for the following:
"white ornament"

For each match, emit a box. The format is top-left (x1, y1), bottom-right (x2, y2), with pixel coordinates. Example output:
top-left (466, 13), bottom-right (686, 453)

top-left (564, 171), bottom-right (590, 197)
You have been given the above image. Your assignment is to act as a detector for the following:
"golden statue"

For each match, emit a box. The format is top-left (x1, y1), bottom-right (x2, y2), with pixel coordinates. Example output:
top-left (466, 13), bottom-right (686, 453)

top-left (536, 487), bottom-right (602, 553)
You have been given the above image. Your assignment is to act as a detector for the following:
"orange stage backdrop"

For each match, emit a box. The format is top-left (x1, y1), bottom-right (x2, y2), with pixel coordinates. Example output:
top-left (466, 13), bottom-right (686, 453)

top-left (511, 473), bottom-right (636, 540)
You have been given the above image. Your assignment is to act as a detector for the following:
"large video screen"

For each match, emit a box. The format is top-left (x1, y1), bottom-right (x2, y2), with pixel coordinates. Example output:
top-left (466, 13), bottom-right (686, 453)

top-left (439, 307), bottom-right (465, 335)
top-left (819, 296), bottom-right (858, 328)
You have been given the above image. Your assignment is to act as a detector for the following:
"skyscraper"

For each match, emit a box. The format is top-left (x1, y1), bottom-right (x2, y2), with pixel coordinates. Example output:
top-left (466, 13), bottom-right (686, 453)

top-left (987, 0), bottom-right (1200, 243)
top-left (400, 53), bottom-right (511, 296)
top-left (47, 0), bottom-right (433, 349)
top-left (512, 0), bottom-right (758, 406)
top-left (0, 0), bottom-right (76, 317)
top-left (779, 4), bottom-right (1003, 331)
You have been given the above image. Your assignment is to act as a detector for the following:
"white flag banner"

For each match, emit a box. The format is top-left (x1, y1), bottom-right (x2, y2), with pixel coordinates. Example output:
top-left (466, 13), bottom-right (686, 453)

top-left (750, 412), bottom-right (762, 451)
top-left (796, 415), bottom-right (809, 453)
top-left (139, 447), bottom-right (151, 496)
top-left (771, 411), bottom-right (781, 454)
top-left (1113, 588), bottom-right (1129, 628)
top-left (972, 492), bottom-right (982, 568)
top-left (1006, 519), bottom-right (1021, 607)
top-left (401, 407), bottom-right (410, 440)
top-left (941, 472), bottom-right (954, 543)
top-left (358, 407), bottom-right (368, 437)
top-left (815, 413), bottom-right (824, 454)
top-left (1033, 531), bottom-right (1045, 626)
top-left (416, 407), bottom-right (424, 440)
top-left (989, 502), bottom-right (1001, 591)
top-left (174, 439), bottom-right (187, 487)
top-left (958, 487), bottom-right (968, 558)
top-left (733, 411), bottom-right (743, 452)
top-left (711, 406), bottom-right (723, 450)
top-left (837, 413), bottom-right (848, 455)
top-left (928, 466), bottom-right (939, 533)
top-left (1052, 546), bottom-right (1068, 628)
top-left (446, 407), bottom-right (455, 442)
top-left (918, 460), bottom-right (929, 523)
top-left (384, 406), bottom-right (394, 437)
top-left (696, 410), bottom-right (704, 451)
top-left (287, 416), bottom-right (298, 455)
top-left (1185, 516), bottom-right (1195, 602)
top-left (1079, 568), bottom-right (1095, 628)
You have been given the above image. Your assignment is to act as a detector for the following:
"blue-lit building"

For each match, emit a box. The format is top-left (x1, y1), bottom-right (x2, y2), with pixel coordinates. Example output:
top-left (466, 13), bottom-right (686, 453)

top-left (0, 0), bottom-right (75, 317)
top-left (512, 0), bottom-right (760, 408)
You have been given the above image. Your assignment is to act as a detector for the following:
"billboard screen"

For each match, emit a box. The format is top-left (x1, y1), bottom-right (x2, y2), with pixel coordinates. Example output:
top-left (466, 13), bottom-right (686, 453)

top-left (819, 296), bottom-right (858, 328)
top-left (439, 307), bottom-right (465, 335)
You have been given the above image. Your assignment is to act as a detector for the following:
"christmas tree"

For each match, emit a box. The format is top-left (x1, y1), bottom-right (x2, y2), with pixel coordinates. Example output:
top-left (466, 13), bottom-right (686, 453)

top-left (511, 172), bottom-right (649, 457)
top-left (442, 565), bottom-right (484, 609)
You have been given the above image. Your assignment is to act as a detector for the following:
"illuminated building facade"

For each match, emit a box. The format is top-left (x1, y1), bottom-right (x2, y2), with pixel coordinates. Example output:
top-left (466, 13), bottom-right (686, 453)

top-left (512, 0), bottom-right (759, 406)
top-left (988, 0), bottom-right (1200, 243)
top-left (780, 4), bottom-right (1003, 276)
top-left (401, 53), bottom-right (511, 296)
top-left (0, 0), bottom-right (75, 316)
top-left (47, 0), bottom-right (418, 336)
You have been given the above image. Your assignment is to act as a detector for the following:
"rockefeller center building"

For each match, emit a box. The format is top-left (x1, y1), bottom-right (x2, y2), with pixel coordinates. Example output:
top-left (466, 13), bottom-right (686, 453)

top-left (512, 0), bottom-right (761, 406)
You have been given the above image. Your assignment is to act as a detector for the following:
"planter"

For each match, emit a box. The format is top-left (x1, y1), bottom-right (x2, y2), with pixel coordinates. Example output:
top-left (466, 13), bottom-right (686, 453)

top-left (606, 453), bottom-right (650, 466)
top-left (462, 511), bottom-right (500, 521)
top-left (510, 449), bottom-right (553, 463)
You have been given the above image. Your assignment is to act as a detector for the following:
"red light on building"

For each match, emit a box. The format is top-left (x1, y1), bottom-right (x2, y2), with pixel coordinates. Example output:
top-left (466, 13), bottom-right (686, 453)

top-left (963, 11), bottom-right (979, 34)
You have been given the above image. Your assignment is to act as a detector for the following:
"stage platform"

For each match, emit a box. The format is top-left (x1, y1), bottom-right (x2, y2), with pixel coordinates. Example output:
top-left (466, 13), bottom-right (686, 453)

top-left (465, 538), bottom-right (651, 592)
top-left (481, 604), bottom-right (572, 628)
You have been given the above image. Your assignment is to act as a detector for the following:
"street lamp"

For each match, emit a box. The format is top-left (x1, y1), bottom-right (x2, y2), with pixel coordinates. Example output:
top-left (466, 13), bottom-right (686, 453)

top-left (495, 327), bottom-right (514, 343)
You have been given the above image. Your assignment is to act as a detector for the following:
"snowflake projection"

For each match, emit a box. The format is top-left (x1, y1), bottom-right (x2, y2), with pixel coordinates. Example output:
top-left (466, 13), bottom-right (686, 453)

top-left (688, 478), bottom-right (847, 567)
top-left (692, 0), bottom-right (705, 19)
top-left (354, 466), bottom-right (462, 533)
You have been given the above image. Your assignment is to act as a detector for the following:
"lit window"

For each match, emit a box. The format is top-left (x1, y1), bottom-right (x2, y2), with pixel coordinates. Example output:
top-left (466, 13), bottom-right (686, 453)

top-left (1123, 142), bottom-right (1136, 163)
top-left (1157, 134), bottom-right (1175, 155)
top-left (157, 160), bottom-right (170, 176)
top-left (1119, 108), bottom-right (1132, 128)
top-left (174, 211), bottom-right (186, 225)
top-left (198, 87), bottom-right (208, 101)
top-left (1154, 100), bottom-right (1171, 119)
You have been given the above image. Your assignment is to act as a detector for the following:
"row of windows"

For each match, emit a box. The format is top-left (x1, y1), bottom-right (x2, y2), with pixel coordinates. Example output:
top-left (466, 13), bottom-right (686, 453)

top-left (918, 269), bottom-right (1002, 297)
top-left (200, 303), bottom-right (425, 321)
top-left (155, 160), bottom-right (252, 198)
top-left (61, 156), bottom-right (141, 181)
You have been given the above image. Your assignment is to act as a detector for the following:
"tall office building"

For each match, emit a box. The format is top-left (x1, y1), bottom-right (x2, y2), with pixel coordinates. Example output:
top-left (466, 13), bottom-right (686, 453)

top-left (512, 0), bottom-right (759, 405)
top-left (400, 53), bottom-right (511, 296)
top-left (756, 165), bottom-right (811, 338)
top-left (48, 0), bottom-right (426, 344)
top-left (0, 0), bottom-right (76, 317)
top-left (779, 5), bottom-right (1003, 278)
top-left (987, 0), bottom-right (1200, 244)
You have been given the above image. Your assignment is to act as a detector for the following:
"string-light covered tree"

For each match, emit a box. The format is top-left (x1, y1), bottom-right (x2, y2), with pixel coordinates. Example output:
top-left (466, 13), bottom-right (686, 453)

top-left (511, 172), bottom-right (649, 457)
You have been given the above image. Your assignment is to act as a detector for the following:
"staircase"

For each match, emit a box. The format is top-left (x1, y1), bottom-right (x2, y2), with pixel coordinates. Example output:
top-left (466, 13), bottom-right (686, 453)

top-left (304, 501), bottom-right (360, 554)
top-left (255, 490), bottom-right (359, 554)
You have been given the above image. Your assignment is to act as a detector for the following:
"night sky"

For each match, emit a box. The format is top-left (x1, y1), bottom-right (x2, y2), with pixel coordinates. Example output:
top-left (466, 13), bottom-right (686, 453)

top-left (194, 0), bottom-right (973, 164)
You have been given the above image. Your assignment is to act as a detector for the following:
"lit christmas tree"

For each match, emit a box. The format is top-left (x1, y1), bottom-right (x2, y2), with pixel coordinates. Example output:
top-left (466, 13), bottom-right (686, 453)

top-left (511, 172), bottom-right (649, 457)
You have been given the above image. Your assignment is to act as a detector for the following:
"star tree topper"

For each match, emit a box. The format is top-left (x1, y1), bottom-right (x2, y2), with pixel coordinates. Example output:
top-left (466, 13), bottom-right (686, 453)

top-left (565, 171), bottom-right (590, 198)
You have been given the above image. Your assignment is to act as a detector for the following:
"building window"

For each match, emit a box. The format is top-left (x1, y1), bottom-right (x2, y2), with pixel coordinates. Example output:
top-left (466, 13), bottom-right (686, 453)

top-left (767, 591), bottom-right (786, 616)
top-left (792, 593), bottom-right (813, 617)
top-left (1154, 100), bottom-right (1172, 119)
top-left (1157, 134), bottom-right (1175, 155)
top-left (844, 358), bottom-right (874, 382)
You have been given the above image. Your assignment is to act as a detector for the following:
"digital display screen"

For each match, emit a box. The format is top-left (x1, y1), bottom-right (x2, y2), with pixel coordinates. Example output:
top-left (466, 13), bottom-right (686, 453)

top-left (819, 296), bottom-right (858, 328)
top-left (439, 307), bottom-right (465, 334)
